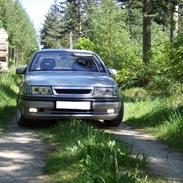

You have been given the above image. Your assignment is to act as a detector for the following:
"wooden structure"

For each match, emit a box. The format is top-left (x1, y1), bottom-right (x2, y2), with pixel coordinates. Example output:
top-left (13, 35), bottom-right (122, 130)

top-left (0, 28), bottom-right (8, 72)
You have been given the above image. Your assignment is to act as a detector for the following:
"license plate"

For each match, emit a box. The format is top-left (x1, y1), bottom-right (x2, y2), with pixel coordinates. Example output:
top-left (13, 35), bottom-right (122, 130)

top-left (56, 101), bottom-right (91, 110)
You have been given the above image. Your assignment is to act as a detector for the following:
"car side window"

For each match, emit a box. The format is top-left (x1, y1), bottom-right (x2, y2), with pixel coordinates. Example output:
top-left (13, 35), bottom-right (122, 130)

top-left (93, 55), bottom-right (106, 72)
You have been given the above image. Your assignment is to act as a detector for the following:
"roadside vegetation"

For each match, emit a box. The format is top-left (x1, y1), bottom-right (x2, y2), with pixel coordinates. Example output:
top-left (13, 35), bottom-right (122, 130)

top-left (0, 0), bottom-right (38, 64)
top-left (0, 0), bottom-right (37, 131)
top-left (123, 87), bottom-right (183, 152)
top-left (41, 1), bottom-right (183, 155)
top-left (0, 69), bottom-right (19, 133)
top-left (41, 120), bottom-right (162, 183)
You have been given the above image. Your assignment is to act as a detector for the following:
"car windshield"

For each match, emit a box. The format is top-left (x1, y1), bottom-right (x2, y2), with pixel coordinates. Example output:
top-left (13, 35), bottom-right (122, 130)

top-left (29, 51), bottom-right (106, 72)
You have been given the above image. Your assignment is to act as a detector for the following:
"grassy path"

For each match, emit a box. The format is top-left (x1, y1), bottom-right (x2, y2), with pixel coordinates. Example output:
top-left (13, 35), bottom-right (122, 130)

top-left (40, 120), bottom-right (155, 183)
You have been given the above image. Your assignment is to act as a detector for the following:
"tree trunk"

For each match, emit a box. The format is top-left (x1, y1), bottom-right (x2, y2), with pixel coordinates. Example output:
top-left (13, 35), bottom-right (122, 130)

top-left (170, 3), bottom-right (179, 42)
top-left (78, 0), bottom-right (82, 35)
top-left (143, 0), bottom-right (151, 65)
top-left (69, 30), bottom-right (73, 49)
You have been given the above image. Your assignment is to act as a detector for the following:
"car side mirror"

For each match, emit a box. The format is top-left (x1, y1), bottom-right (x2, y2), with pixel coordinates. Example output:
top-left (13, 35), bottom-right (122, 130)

top-left (108, 68), bottom-right (117, 76)
top-left (16, 67), bottom-right (27, 74)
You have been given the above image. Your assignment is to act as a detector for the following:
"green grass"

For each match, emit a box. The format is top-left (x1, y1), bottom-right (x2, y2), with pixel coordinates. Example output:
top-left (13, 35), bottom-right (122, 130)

top-left (40, 120), bottom-right (157, 183)
top-left (0, 69), bottom-right (20, 134)
top-left (124, 88), bottom-right (183, 152)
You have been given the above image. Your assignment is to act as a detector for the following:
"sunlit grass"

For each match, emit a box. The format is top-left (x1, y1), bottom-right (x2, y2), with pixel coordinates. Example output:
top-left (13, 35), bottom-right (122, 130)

top-left (155, 111), bottom-right (183, 150)
top-left (40, 120), bottom-right (155, 183)
top-left (0, 69), bottom-right (20, 133)
top-left (124, 88), bottom-right (183, 152)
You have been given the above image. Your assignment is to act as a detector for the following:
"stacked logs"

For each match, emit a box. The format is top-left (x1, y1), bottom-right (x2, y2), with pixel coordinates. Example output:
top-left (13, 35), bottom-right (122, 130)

top-left (0, 28), bottom-right (8, 72)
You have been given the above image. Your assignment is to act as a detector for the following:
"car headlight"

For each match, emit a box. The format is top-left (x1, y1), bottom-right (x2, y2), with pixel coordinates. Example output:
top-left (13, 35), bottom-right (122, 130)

top-left (93, 87), bottom-right (119, 97)
top-left (32, 86), bottom-right (53, 95)
top-left (22, 85), bottom-right (31, 95)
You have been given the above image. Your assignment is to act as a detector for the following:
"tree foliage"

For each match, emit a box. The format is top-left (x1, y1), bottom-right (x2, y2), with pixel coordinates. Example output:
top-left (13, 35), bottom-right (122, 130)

top-left (41, 0), bottom-right (65, 48)
top-left (74, 37), bottom-right (95, 50)
top-left (0, 0), bottom-right (38, 64)
top-left (41, 0), bottom-right (93, 48)
top-left (41, 0), bottom-right (183, 92)
top-left (89, 0), bottom-right (131, 67)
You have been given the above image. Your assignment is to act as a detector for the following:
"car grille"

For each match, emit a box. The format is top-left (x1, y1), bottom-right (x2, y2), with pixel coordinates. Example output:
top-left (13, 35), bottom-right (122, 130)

top-left (54, 89), bottom-right (92, 95)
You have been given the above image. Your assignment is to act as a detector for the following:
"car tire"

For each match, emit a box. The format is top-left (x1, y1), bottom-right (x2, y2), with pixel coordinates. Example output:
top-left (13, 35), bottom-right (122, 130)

top-left (16, 103), bottom-right (28, 127)
top-left (104, 102), bottom-right (124, 127)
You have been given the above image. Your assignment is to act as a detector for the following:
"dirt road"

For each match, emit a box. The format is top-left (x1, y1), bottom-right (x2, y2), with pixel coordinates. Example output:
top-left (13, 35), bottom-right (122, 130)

top-left (106, 124), bottom-right (183, 183)
top-left (0, 118), bottom-right (49, 183)
top-left (1, 119), bottom-right (183, 183)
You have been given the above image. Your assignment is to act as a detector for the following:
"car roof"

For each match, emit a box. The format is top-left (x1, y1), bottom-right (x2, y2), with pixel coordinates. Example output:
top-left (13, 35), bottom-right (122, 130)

top-left (37, 48), bottom-right (95, 54)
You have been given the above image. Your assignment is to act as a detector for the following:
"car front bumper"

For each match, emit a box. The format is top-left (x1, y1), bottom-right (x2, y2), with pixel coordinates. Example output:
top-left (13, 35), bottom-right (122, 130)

top-left (18, 96), bottom-right (122, 121)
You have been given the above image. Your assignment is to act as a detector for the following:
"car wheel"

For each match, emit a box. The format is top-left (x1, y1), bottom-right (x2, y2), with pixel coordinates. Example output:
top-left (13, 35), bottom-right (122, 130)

top-left (104, 102), bottom-right (124, 127)
top-left (16, 103), bottom-right (27, 127)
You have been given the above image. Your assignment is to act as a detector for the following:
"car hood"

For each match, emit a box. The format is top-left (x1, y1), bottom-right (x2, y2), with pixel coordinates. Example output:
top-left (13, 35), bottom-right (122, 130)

top-left (26, 71), bottom-right (117, 87)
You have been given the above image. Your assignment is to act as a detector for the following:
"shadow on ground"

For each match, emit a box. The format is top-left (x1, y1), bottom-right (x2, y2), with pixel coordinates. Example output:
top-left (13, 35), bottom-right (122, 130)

top-left (0, 118), bottom-right (50, 183)
top-left (0, 106), bottom-right (16, 129)
top-left (22, 118), bottom-right (105, 130)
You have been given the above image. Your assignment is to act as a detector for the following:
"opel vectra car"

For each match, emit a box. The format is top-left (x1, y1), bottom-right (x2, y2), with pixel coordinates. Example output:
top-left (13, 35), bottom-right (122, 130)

top-left (16, 49), bottom-right (123, 127)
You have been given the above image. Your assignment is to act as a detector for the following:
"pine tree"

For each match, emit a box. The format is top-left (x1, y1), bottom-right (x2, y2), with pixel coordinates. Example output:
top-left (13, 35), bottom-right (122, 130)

top-left (40, 0), bottom-right (95, 49)
top-left (41, 0), bottom-right (65, 48)
top-left (60, 0), bottom-right (85, 48)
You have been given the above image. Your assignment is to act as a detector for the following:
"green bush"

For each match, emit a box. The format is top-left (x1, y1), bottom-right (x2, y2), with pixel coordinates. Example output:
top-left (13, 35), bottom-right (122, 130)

top-left (116, 59), bottom-right (154, 88)
top-left (168, 35), bottom-right (183, 83)
top-left (145, 35), bottom-right (183, 96)
top-left (74, 37), bottom-right (95, 51)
